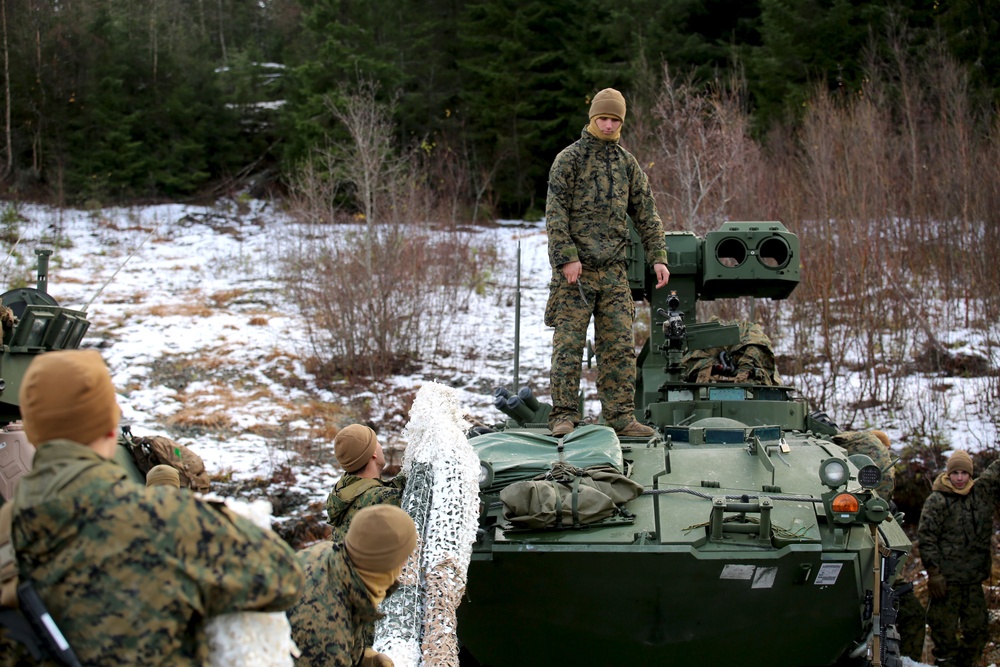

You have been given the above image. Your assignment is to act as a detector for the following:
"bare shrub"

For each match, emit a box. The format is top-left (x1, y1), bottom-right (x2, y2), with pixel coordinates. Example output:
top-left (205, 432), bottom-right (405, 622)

top-left (628, 43), bottom-right (998, 449)
top-left (287, 221), bottom-right (488, 379)
top-left (638, 64), bottom-right (761, 234)
top-left (282, 79), bottom-right (501, 380)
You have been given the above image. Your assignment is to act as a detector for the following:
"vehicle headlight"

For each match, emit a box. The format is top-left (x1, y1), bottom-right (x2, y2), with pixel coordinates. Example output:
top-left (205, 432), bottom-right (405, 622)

top-left (819, 458), bottom-right (849, 489)
top-left (478, 461), bottom-right (494, 489)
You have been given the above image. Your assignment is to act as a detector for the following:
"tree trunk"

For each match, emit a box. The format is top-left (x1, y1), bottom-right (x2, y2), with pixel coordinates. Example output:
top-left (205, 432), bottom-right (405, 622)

top-left (1, 0), bottom-right (10, 179)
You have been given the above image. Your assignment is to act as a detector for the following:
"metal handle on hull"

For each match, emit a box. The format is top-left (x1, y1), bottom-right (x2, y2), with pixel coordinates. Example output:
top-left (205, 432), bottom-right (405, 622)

top-left (709, 496), bottom-right (773, 542)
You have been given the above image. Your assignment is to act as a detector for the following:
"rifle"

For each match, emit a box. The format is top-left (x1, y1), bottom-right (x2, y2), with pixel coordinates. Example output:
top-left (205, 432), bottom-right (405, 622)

top-left (0, 581), bottom-right (82, 667)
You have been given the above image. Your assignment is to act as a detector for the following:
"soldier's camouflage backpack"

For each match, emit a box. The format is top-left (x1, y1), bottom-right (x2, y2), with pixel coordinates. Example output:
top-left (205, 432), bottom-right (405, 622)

top-left (121, 427), bottom-right (211, 492)
top-left (681, 319), bottom-right (781, 385)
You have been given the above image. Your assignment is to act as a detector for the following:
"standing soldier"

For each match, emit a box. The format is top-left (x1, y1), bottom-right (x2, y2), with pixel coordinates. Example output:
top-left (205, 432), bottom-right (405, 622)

top-left (288, 504), bottom-right (417, 667)
top-left (545, 87), bottom-right (670, 439)
top-left (0, 350), bottom-right (304, 664)
top-left (917, 449), bottom-right (1000, 667)
top-left (326, 424), bottom-right (405, 542)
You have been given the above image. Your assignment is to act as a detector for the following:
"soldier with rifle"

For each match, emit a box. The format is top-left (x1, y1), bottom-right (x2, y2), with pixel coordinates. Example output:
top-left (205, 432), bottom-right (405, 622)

top-left (0, 349), bottom-right (304, 665)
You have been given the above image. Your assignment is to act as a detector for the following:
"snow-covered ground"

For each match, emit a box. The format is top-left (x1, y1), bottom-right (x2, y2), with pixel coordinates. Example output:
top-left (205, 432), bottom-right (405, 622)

top-left (4, 200), bottom-right (558, 495)
top-left (6, 198), bottom-right (997, 495)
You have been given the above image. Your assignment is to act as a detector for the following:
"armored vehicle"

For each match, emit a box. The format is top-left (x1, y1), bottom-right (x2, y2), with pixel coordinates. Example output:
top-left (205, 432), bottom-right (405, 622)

top-left (0, 250), bottom-right (94, 501)
top-left (458, 222), bottom-right (912, 667)
top-left (0, 249), bottom-right (147, 503)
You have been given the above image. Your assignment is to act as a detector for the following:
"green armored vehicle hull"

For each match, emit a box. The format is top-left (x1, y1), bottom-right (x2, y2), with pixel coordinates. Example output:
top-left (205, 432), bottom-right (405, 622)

top-left (458, 222), bottom-right (912, 667)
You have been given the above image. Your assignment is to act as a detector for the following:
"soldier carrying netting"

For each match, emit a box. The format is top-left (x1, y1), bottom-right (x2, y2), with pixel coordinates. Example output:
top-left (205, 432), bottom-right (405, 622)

top-left (325, 425), bottom-right (406, 543)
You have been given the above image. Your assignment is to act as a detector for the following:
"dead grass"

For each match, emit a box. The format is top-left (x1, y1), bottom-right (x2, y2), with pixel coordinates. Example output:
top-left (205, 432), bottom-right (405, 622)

top-left (100, 290), bottom-right (149, 305)
top-left (210, 288), bottom-right (246, 308)
top-left (145, 302), bottom-right (215, 318)
top-left (291, 401), bottom-right (346, 442)
top-left (165, 405), bottom-right (233, 431)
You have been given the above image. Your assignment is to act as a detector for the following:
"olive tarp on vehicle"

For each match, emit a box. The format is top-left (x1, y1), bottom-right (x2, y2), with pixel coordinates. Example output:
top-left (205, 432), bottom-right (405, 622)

top-left (471, 425), bottom-right (624, 494)
top-left (500, 462), bottom-right (644, 529)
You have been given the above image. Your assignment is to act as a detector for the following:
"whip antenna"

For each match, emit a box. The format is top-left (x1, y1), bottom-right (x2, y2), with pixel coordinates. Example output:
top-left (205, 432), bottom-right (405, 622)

top-left (82, 223), bottom-right (159, 312)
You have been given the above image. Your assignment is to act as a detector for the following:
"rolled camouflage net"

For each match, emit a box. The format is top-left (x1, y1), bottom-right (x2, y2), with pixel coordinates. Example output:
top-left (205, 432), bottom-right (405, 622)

top-left (374, 382), bottom-right (481, 667)
top-left (205, 498), bottom-right (300, 667)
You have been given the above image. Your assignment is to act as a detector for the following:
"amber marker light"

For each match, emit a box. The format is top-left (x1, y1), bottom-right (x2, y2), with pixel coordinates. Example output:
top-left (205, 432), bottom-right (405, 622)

top-left (831, 493), bottom-right (860, 514)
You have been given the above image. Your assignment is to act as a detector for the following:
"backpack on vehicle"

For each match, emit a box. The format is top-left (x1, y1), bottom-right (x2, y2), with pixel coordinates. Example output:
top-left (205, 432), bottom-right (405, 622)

top-left (121, 427), bottom-right (211, 492)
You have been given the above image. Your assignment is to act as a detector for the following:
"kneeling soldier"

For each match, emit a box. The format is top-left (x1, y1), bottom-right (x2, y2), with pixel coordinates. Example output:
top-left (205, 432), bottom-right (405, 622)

top-left (288, 504), bottom-right (417, 667)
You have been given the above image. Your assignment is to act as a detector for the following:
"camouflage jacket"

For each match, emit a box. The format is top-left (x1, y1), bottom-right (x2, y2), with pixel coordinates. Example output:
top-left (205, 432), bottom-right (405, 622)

top-left (326, 474), bottom-right (405, 543)
top-left (546, 127), bottom-right (668, 270)
top-left (2, 439), bottom-right (304, 666)
top-left (831, 431), bottom-right (895, 501)
top-left (287, 541), bottom-right (379, 667)
top-left (916, 458), bottom-right (1000, 584)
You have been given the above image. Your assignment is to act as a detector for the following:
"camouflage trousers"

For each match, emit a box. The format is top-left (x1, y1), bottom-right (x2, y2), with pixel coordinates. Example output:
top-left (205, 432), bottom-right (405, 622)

top-left (896, 584), bottom-right (927, 660)
top-left (926, 582), bottom-right (988, 666)
top-left (545, 263), bottom-right (636, 431)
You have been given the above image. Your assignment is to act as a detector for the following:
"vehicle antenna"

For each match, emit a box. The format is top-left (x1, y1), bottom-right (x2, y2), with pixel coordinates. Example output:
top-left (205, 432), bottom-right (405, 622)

top-left (512, 240), bottom-right (521, 392)
top-left (0, 229), bottom-right (25, 274)
top-left (82, 223), bottom-right (159, 312)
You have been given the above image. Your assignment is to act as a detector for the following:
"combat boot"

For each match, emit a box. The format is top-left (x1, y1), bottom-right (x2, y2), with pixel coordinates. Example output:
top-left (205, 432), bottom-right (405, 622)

top-left (550, 418), bottom-right (575, 437)
top-left (616, 420), bottom-right (656, 438)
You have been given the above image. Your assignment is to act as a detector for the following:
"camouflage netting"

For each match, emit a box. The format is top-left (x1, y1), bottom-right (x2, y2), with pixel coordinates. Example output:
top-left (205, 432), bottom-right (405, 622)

top-left (374, 382), bottom-right (481, 667)
top-left (205, 498), bottom-right (300, 667)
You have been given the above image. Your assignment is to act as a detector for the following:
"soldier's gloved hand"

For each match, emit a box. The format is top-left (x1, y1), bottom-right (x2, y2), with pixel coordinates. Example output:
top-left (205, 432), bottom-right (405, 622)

top-left (361, 647), bottom-right (394, 667)
top-left (927, 570), bottom-right (947, 600)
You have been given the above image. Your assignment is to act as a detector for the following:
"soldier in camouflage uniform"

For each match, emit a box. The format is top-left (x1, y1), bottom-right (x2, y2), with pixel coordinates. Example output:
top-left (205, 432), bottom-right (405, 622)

top-left (917, 450), bottom-right (1000, 666)
top-left (545, 87), bottom-right (669, 439)
top-left (288, 504), bottom-right (417, 667)
top-left (681, 319), bottom-right (782, 386)
top-left (326, 424), bottom-right (405, 542)
top-left (831, 430), bottom-right (896, 502)
top-left (146, 463), bottom-right (181, 487)
top-left (1, 350), bottom-right (304, 665)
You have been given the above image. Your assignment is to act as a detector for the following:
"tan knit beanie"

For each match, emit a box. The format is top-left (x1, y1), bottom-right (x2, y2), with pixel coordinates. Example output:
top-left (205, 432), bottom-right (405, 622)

top-left (146, 464), bottom-right (181, 488)
top-left (589, 88), bottom-right (626, 121)
top-left (334, 424), bottom-right (379, 473)
top-left (871, 430), bottom-right (890, 448)
top-left (345, 505), bottom-right (417, 572)
top-left (946, 450), bottom-right (973, 475)
top-left (19, 350), bottom-right (120, 446)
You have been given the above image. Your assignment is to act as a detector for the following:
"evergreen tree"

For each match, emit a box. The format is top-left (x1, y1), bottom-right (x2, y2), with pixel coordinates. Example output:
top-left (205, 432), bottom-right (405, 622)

top-left (457, 0), bottom-right (588, 216)
top-left (749, 0), bottom-right (886, 129)
top-left (282, 0), bottom-right (409, 164)
top-left (935, 0), bottom-right (1000, 103)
